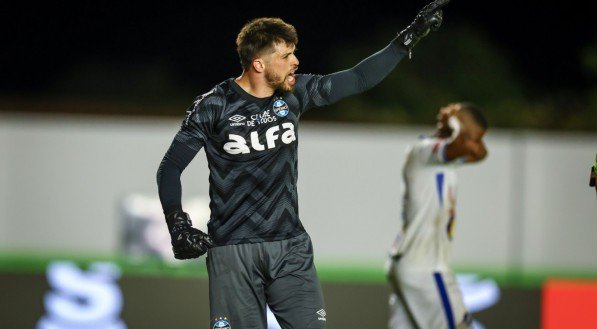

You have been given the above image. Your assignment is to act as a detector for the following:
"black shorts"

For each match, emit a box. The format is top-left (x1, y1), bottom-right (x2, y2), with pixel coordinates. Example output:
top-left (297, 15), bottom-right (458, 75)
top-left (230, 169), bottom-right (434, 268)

top-left (206, 232), bottom-right (326, 329)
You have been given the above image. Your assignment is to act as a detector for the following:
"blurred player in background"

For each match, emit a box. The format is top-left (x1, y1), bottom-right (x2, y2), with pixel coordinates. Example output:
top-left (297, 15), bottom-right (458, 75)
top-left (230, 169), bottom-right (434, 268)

top-left (156, 1), bottom-right (450, 328)
top-left (387, 102), bottom-right (488, 329)
top-left (590, 154), bottom-right (596, 195)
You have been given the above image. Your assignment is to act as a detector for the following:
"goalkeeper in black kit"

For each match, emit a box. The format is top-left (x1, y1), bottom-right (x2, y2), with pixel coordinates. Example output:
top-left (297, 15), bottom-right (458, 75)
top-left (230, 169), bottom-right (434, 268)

top-left (156, 1), bottom-right (450, 328)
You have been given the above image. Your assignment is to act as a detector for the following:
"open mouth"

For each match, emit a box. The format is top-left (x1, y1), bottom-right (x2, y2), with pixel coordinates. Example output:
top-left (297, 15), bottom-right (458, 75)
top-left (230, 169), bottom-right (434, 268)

top-left (287, 72), bottom-right (296, 85)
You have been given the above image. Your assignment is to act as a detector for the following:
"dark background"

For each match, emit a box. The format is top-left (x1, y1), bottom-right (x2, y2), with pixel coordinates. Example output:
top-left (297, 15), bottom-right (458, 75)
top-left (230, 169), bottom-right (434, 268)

top-left (4, 1), bottom-right (596, 128)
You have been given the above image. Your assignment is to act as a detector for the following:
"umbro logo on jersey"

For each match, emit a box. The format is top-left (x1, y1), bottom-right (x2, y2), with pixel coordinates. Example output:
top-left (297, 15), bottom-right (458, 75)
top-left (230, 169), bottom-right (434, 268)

top-left (229, 114), bottom-right (245, 122)
top-left (223, 123), bottom-right (296, 155)
top-left (316, 309), bottom-right (326, 321)
top-left (229, 114), bottom-right (246, 127)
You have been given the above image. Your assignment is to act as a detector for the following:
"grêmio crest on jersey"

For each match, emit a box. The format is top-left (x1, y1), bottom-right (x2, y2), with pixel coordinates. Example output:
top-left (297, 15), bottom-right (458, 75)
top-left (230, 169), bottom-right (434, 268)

top-left (272, 97), bottom-right (289, 117)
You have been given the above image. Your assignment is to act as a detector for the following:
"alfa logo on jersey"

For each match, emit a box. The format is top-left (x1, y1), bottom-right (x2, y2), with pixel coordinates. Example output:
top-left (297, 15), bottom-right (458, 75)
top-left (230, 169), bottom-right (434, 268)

top-left (272, 99), bottom-right (289, 117)
top-left (223, 122), bottom-right (296, 154)
top-left (213, 317), bottom-right (231, 329)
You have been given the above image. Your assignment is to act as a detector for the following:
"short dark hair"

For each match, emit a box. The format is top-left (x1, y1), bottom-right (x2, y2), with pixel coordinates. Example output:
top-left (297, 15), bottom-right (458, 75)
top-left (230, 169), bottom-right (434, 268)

top-left (459, 102), bottom-right (488, 130)
top-left (236, 17), bottom-right (298, 69)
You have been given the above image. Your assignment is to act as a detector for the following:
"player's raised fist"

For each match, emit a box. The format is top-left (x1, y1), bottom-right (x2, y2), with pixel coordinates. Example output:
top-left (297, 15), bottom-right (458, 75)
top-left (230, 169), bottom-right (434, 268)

top-left (397, 0), bottom-right (450, 58)
top-left (165, 211), bottom-right (215, 259)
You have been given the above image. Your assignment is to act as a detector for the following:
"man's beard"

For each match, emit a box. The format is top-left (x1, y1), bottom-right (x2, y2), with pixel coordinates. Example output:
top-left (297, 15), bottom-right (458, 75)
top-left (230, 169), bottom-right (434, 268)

top-left (265, 69), bottom-right (293, 93)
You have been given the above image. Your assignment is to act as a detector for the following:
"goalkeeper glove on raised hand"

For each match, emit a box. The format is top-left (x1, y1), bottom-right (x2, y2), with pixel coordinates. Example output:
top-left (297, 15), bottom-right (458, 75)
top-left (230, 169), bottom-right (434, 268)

top-left (165, 211), bottom-right (214, 259)
top-left (397, 0), bottom-right (450, 58)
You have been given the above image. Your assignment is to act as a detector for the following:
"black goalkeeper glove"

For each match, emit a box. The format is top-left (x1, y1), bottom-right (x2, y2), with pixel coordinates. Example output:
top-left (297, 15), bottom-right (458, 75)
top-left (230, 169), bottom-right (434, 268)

top-left (165, 211), bottom-right (215, 259)
top-left (397, 0), bottom-right (450, 59)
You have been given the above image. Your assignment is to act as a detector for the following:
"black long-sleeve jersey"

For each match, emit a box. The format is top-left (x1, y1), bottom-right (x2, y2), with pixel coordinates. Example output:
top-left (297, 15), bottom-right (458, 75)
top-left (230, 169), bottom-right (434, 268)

top-left (157, 39), bottom-right (407, 246)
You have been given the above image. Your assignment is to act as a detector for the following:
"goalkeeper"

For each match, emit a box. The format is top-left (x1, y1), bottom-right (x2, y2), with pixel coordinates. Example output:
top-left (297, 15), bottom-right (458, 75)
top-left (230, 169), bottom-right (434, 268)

top-left (156, 1), bottom-right (450, 328)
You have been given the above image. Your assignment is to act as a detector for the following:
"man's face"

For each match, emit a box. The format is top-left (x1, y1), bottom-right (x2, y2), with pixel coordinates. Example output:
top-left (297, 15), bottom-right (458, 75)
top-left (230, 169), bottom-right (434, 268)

top-left (437, 104), bottom-right (485, 142)
top-left (263, 42), bottom-right (299, 93)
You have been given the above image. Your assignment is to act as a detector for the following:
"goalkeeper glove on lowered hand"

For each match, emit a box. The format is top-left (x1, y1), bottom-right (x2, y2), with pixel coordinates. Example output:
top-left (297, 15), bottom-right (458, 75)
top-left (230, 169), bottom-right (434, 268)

top-left (397, 0), bottom-right (450, 59)
top-left (166, 211), bottom-right (214, 259)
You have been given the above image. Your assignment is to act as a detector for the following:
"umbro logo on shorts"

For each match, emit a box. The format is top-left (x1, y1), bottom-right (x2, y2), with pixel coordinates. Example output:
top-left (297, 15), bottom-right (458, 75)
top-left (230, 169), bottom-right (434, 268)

top-left (316, 309), bottom-right (327, 321)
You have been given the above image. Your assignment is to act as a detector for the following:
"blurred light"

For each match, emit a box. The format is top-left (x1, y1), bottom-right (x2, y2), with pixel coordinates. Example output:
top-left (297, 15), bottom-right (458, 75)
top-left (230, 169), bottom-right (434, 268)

top-left (457, 273), bottom-right (501, 312)
top-left (37, 261), bottom-right (127, 329)
top-left (457, 273), bottom-right (501, 329)
top-left (121, 194), bottom-right (210, 262)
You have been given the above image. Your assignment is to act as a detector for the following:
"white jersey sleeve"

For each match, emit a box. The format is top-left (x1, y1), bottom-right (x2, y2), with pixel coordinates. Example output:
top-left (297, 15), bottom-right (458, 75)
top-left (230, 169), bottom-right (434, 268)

top-left (410, 138), bottom-right (450, 165)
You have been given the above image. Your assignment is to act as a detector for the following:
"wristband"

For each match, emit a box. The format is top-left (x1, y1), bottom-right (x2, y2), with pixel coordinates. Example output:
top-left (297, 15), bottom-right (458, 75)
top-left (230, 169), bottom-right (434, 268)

top-left (448, 116), bottom-right (461, 140)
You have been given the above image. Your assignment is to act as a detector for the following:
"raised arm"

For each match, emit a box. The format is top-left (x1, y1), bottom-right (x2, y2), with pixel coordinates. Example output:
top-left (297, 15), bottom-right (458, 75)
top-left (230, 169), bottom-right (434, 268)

top-left (444, 132), bottom-right (488, 163)
top-left (308, 0), bottom-right (449, 105)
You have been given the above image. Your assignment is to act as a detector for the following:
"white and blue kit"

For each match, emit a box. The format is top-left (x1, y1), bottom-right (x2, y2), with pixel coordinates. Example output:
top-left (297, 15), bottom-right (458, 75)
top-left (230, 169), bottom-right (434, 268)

top-left (387, 137), bottom-right (472, 329)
